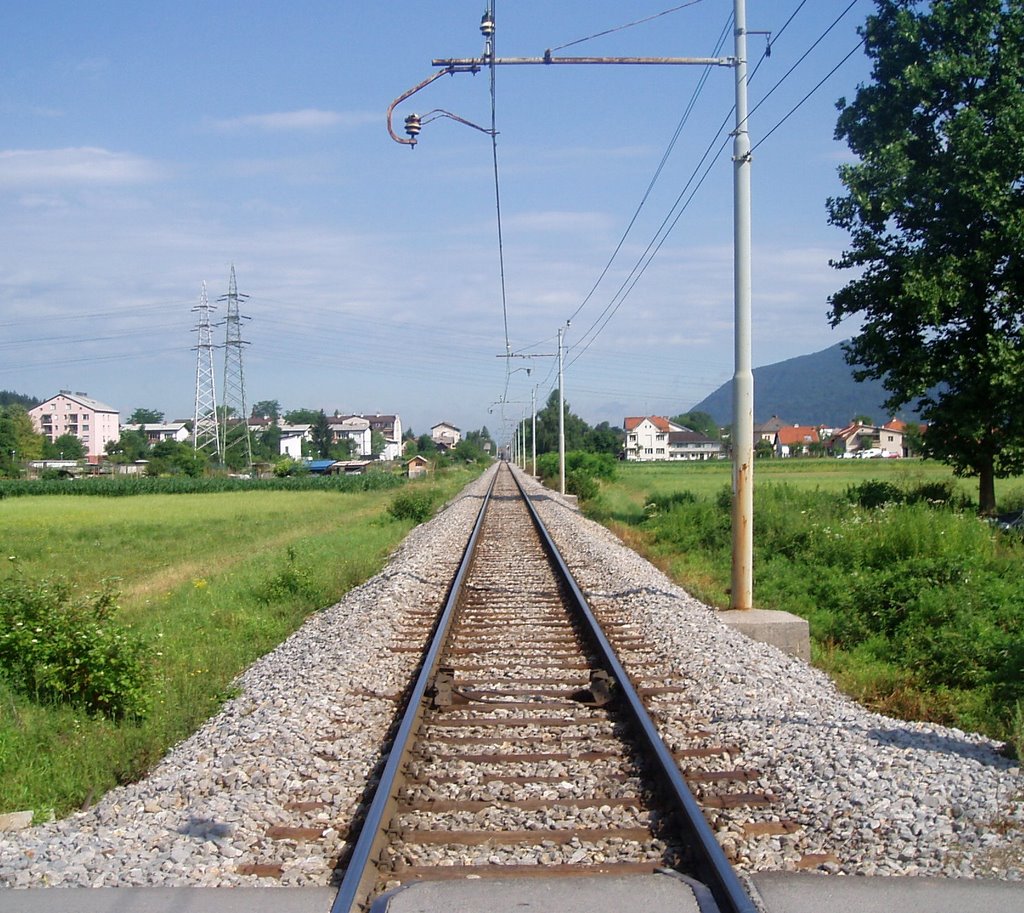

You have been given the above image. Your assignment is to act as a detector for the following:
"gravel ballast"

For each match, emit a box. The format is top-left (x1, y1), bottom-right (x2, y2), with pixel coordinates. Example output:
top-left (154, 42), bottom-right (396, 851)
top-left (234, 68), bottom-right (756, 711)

top-left (1, 465), bottom-right (1021, 887)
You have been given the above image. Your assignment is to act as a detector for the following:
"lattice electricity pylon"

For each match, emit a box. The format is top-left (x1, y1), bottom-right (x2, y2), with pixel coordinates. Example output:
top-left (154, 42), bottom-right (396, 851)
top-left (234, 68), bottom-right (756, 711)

top-left (217, 265), bottom-right (253, 472)
top-left (191, 281), bottom-right (221, 461)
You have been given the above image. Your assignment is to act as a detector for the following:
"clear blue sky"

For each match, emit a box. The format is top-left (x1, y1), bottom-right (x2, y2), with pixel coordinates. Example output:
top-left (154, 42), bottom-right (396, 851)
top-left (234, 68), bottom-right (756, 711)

top-left (1, 1), bottom-right (873, 441)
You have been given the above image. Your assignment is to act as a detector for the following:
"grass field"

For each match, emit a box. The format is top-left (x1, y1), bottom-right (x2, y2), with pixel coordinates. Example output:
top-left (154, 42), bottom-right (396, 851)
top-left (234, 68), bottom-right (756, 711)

top-left (585, 457), bottom-right (1024, 753)
top-left (0, 468), bottom-right (479, 819)
top-left (592, 457), bottom-right (1023, 526)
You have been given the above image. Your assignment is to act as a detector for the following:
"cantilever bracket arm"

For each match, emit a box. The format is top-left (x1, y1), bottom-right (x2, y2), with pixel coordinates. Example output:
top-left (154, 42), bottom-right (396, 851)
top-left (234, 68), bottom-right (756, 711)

top-left (386, 64), bottom-right (482, 146)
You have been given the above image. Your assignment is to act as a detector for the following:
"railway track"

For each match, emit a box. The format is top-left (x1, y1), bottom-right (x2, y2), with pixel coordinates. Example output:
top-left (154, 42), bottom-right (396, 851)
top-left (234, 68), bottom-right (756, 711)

top-left (331, 463), bottom-right (757, 913)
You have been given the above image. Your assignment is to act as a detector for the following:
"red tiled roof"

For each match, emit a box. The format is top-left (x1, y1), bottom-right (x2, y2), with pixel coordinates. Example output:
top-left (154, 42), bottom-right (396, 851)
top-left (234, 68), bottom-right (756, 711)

top-left (776, 425), bottom-right (819, 446)
top-left (624, 416), bottom-right (671, 432)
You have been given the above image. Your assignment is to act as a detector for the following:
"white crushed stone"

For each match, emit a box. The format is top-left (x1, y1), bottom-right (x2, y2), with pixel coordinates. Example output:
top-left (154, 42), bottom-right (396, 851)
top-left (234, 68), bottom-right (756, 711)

top-left (0, 464), bottom-right (1021, 888)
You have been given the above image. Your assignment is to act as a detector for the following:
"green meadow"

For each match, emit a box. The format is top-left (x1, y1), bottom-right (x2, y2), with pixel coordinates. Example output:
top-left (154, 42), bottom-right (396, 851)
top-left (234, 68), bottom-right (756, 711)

top-left (585, 458), bottom-right (1024, 755)
top-left (0, 469), bottom-right (478, 819)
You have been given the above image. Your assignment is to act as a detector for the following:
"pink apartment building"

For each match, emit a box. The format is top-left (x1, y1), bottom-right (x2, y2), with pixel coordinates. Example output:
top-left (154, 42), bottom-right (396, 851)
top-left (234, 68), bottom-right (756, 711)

top-left (29, 391), bottom-right (120, 463)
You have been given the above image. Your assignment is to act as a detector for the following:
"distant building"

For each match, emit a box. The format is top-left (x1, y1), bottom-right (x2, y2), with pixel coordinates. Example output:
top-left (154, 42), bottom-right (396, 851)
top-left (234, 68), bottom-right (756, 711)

top-left (329, 415), bottom-right (372, 456)
top-left (624, 416), bottom-right (674, 461)
top-left (774, 425), bottom-right (821, 457)
top-left (29, 391), bottom-right (120, 463)
top-left (668, 428), bottom-right (724, 461)
top-left (625, 416), bottom-right (723, 462)
top-left (407, 454), bottom-right (432, 478)
top-left (121, 422), bottom-right (190, 444)
top-left (330, 413), bottom-right (403, 461)
top-left (431, 422), bottom-right (461, 450)
top-left (278, 424), bottom-right (311, 459)
top-left (754, 416), bottom-right (789, 443)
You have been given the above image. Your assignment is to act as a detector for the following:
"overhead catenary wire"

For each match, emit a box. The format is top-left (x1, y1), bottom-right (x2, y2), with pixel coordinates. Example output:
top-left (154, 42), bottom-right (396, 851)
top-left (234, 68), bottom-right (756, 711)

top-left (564, 0), bottom-right (868, 369)
top-left (549, 0), bottom-right (711, 52)
top-left (564, 12), bottom-right (734, 328)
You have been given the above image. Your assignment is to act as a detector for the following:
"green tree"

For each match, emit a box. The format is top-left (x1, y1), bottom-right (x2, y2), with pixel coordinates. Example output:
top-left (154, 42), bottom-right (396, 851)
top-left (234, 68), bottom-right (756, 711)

top-left (127, 408), bottom-right (164, 424)
top-left (0, 391), bottom-right (41, 409)
top-left (533, 390), bottom-right (590, 454)
top-left (670, 411), bottom-right (720, 440)
top-left (310, 411), bottom-right (333, 458)
top-left (330, 436), bottom-right (356, 460)
top-left (370, 429), bottom-right (387, 458)
top-left (105, 428), bottom-right (149, 463)
top-left (251, 400), bottom-right (281, 420)
top-left (1, 405), bottom-right (44, 474)
top-left (827, 0), bottom-right (1024, 514)
top-left (146, 439), bottom-right (207, 476)
top-left (44, 434), bottom-right (86, 460)
top-left (284, 408), bottom-right (323, 424)
top-left (585, 421), bottom-right (624, 456)
top-left (254, 424), bottom-right (282, 462)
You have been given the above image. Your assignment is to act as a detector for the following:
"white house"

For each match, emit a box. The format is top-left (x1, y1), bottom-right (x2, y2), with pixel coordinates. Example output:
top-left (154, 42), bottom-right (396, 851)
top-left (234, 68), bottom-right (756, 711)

top-left (29, 391), bottom-right (120, 463)
top-left (431, 422), bottom-right (461, 449)
top-left (624, 416), bottom-right (676, 461)
top-left (668, 429), bottom-right (724, 461)
top-left (121, 422), bottom-right (190, 444)
top-left (330, 415), bottom-right (372, 456)
top-left (278, 424), bottom-right (312, 459)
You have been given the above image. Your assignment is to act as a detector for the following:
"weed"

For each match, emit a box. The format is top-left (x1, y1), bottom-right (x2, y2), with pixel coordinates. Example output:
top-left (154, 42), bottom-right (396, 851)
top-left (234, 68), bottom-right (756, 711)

top-left (388, 489), bottom-right (437, 523)
top-left (0, 573), bottom-right (150, 720)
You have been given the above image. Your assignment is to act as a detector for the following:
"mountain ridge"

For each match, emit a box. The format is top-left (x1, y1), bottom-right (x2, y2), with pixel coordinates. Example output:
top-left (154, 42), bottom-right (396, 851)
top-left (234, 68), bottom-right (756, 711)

top-left (690, 342), bottom-right (912, 427)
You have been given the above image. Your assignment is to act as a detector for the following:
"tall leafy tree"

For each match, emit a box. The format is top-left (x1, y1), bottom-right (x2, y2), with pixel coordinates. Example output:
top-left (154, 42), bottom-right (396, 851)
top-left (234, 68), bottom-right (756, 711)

top-left (533, 390), bottom-right (589, 454)
top-left (585, 421), bottom-right (624, 455)
top-left (827, 0), bottom-right (1024, 513)
top-left (310, 410), bottom-right (333, 458)
top-left (105, 428), bottom-right (149, 463)
top-left (284, 408), bottom-right (323, 425)
top-left (670, 411), bottom-right (720, 439)
top-left (0, 405), bottom-right (43, 466)
top-left (251, 400), bottom-right (281, 420)
top-left (44, 433), bottom-right (86, 460)
top-left (127, 408), bottom-right (164, 424)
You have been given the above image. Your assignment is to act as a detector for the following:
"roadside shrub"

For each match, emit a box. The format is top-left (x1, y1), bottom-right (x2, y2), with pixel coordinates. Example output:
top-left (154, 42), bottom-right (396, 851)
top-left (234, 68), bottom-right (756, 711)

top-left (643, 489), bottom-right (697, 517)
top-left (388, 488), bottom-right (437, 523)
top-left (905, 479), bottom-right (971, 510)
top-left (566, 470), bottom-right (599, 502)
top-left (254, 546), bottom-right (323, 606)
top-left (848, 479), bottom-right (904, 509)
top-left (536, 451), bottom-right (617, 497)
top-left (0, 574), bottom-right (150, 720)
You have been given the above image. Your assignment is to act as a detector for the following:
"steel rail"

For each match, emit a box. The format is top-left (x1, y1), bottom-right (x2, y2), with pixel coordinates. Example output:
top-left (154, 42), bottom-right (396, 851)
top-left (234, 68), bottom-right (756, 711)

top-left (510, 466), bottom-right (758, 913)
top-left (330, 469), bottom-right (499, 913)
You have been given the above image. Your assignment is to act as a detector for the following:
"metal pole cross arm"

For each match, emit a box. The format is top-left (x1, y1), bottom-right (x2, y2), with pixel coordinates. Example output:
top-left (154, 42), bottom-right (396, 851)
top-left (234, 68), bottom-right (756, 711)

top-left (432, 55), bottom-right (736, 68)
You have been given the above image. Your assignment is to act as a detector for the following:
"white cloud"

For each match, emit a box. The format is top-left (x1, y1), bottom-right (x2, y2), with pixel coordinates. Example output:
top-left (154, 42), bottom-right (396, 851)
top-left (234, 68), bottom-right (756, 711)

top-left (206, 109), bottom-right (377, 132)
top-left (0, 148), bottom-right (164, 187)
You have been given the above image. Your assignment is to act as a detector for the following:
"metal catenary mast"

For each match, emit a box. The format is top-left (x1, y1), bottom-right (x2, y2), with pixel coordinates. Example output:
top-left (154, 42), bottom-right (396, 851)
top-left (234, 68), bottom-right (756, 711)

top-left (191, 281), bottom-right (221, 461)
top-left (218, 265), bottom-right (253, 473)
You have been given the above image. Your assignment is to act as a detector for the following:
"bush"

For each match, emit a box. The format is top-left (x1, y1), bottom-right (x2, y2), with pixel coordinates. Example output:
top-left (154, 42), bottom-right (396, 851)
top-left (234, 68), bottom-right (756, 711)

top-left (254, 546), bottom-right (323, 605)
top-left (388, 488), bottom-right (437, 523)
top-left (848, 479), bottom-right (904, 509)
top-left (566, 470), bottom-right (599, 501)
top-left (536, 451), bottom-right (617, 502)
top-left (0, 574), bottom-right (150, 720)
